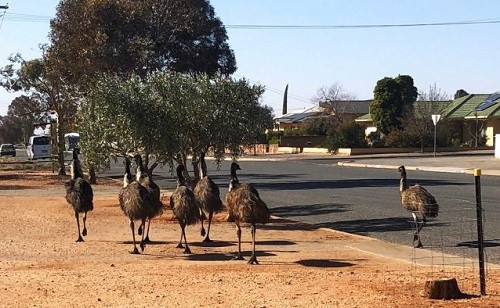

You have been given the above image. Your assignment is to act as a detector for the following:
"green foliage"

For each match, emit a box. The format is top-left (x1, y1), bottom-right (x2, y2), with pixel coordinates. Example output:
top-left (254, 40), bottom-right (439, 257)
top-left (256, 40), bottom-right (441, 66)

top-left (49, 0), bottom-right (236, 88)
top-left (383, 129), bottom-right (422, 148)
top-left (0, 96), bottom-right (39, 144)
top-left (370, 75), bottom-right (418, 134)
top-left (79, 72), bottom-right (272, 171)
top-left (0, 53), bottom-right (77, 175)
top-left (325, 121), bottom-right (365, 151)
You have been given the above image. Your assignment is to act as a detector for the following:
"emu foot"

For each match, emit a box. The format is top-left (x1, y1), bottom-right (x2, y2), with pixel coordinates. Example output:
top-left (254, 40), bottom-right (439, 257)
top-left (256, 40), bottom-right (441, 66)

top-left (176, 243), bottom-right (184, 248)
top-left (140, 242), bottom-right (146, 252)
top-left (202, 236), bottom-right (213, 243)
top-left (76, 236), bottom-right (84, 242)
top-left (248, 255), bottom-right (259, 265)
top-left (143, 236), bottom-right (151, 244)
top-left (130, 247), bottom-right (140, 254)
top-left (233, 254), bottom-right (244, 261)
top-left (183, 247), bottom-right (192, 254)
top-left (414, 241), bottom-right (423, 249)
top-left (82, 228), bottom-right (87, 236)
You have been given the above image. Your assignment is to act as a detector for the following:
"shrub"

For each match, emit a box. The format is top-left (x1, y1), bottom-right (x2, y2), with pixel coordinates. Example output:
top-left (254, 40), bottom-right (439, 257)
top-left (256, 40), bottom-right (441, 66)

top-left (325, 121), bottom-right (366, 151)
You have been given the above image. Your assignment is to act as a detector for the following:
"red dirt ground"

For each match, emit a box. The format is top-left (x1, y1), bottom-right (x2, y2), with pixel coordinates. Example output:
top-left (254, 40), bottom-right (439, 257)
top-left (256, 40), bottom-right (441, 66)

top-left (0, 170), bottom-right (499, 307)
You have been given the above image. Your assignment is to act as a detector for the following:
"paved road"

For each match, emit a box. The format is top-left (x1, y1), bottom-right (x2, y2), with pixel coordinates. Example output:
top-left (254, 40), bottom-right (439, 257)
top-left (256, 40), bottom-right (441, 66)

top-left (104, 157), bottom-right (500, 265)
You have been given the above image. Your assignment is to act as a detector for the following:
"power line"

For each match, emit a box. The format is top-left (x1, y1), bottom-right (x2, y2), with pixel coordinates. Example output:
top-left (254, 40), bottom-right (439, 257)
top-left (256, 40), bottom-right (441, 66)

top-left (3, 12), bottom-right (500, 30)
top-left (226, 18), bottom-right (500, 30)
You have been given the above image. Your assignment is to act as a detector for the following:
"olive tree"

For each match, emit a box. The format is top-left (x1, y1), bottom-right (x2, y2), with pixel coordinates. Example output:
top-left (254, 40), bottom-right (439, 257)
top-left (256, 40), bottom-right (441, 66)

top-left (78, 72), bottom-right (272, 179)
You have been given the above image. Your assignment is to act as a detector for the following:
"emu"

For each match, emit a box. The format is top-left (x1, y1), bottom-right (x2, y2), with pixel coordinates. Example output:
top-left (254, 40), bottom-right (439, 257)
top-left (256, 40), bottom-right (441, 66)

top-left (169, 164), bottom-right (200, 254)
top-left (398, 165), bottom-right (439, 248)
top-left (194, 152), bottom-right (223, 242)
top-left (118, 157), bottom-right (153, 254)
top-left (65, 148), bottom-right (93, 242)
top-left (225, 162), bottom-right (270, 264)
top-left (134, 155), bottom-right (163, 243)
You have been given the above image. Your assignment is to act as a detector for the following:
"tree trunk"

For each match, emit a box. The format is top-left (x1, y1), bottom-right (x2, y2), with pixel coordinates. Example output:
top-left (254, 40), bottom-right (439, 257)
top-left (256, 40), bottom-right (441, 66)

top-left (55, 114), bottom-right (66, 176)
top-left (88, 166), bottom-right (97, 184)
top-left (423, 278), bottom-right (464, 300)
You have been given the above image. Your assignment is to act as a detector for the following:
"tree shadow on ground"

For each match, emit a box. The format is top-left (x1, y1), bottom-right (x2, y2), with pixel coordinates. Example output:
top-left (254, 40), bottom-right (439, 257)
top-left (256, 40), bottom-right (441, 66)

top-left (295, 259), bottom-right (355, 268)
top-left (270, 203), bottom-right (350, 219)
top-left (250, 178), bottom-right (468, 192)
top-left (316, 217), bottom-right (448, 236)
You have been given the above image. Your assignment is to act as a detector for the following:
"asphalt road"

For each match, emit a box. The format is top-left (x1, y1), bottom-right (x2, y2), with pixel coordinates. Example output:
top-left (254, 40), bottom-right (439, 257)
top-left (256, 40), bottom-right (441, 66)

top-left (104, 157), bottom-right (500, 265)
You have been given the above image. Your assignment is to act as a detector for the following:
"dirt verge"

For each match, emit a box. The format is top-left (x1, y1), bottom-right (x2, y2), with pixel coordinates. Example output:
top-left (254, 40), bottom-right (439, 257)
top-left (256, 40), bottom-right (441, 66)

top-left (0, 170), bottom-right (499, 307)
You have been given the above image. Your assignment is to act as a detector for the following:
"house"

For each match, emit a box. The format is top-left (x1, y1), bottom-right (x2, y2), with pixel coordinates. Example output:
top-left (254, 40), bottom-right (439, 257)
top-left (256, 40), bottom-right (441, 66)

top-left (273, 106), bottom-right (325, 131)
top-left (440, 93), bottom-right (500, 147)
top-left (355, 100), bottom-right (451, 136)
top-left (273, 100), bottom-right (371, 131)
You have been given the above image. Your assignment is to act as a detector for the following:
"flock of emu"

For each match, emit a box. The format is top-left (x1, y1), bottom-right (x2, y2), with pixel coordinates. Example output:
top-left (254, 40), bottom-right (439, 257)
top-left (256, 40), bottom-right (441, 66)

top-left (65, 148), bottom-right (270, 264)
top-left (64, 148), bottom-right (439, 265)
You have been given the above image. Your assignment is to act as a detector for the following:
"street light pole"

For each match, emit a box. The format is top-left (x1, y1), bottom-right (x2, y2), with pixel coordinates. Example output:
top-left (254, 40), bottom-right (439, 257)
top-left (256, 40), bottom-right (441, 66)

top-left (432, 114), bottom-right (441, 157)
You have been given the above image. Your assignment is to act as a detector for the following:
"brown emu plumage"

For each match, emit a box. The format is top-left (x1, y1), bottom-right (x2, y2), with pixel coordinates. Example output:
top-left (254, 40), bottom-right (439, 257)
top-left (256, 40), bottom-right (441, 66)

top-left (398, 165), bottom-right (439, 248)
top-left (398, 166), bottom-right (439, 217)
top-left (169, 164), bottom-right (200, 254)
top-left (65, 148), bottom-right (93, 242)
top-left (194, 153), bottom-right (223, 242)
top-left (134, 155), bottom-right (163, 242)
top-left (118, 157), bottom-right (153, 254)
top-left (225, 162), bottom-right (270, 264)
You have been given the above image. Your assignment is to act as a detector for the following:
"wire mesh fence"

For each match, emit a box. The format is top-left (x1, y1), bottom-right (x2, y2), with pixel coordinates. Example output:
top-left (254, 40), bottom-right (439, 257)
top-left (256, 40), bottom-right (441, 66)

top-left (409, 197), bottom-right (499, 296)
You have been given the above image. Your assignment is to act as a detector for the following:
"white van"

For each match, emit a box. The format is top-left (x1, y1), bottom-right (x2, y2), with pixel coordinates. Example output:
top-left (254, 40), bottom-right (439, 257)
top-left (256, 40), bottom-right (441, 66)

top-left (27, 135), bottom-right (52, 159)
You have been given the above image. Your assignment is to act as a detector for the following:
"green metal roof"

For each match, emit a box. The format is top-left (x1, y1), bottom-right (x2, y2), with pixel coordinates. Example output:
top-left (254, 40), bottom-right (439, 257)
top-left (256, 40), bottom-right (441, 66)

top-left (442, 94), bottom-right (500, 119)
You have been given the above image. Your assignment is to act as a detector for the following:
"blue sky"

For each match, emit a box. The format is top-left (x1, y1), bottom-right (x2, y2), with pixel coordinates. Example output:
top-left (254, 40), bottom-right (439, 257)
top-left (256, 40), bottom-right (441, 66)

top-left (1, 0), bottom-right (499, 116)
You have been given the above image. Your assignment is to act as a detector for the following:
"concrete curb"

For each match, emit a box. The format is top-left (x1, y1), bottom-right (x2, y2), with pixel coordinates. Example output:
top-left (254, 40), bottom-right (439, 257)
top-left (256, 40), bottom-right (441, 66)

top-left (337, 161), bottom-right (474, 174)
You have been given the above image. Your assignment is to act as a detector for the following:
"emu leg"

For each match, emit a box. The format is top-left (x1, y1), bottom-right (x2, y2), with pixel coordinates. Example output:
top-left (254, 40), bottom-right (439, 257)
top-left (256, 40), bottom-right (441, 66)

top-left (143, 219), bottom-right (152, 243)
top-left (200, 209), bottom-right (206, 237)
top-left (139, 219), bottom-right (147, 252)
top-left (130, 220), bottom-right (139, 254)
top-left (176, 229), bottom-right (184, 248)
top-left (181, 224), bottom-right (191, 254)
top-left (412, 213), bottom-right (423, 248)
top-left (234, 224), bottom-right (244, 260)
top-left (75, 212), bottom-right (84, 242)
top-left (248, 223), bottom-right (259, 265)
top-left (82, 211), bottom-right (88, 236)
top-left (202, 211), bottom-right (214, 242)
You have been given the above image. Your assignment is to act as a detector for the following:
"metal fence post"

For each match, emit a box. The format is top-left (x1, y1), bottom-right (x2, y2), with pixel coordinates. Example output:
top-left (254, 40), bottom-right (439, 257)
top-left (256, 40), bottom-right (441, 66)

top-left (474, 168), bottom-right (486, 295)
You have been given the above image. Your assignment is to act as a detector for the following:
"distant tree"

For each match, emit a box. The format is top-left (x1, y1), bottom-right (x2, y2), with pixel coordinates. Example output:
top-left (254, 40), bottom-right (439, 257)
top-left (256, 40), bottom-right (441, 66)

top-left (0, 52), bottom-right (77, 175)
top-left (403, 83), bottom-right (451, 151)
top-left (48, 0), bottom-right (236, 88)
top-left (0, 96), bottom-right (40, 144)
top-left (370, 75), bottom-right (418, 134)
top-left (313, 82), bottom-right (357, 124)
top-left (454, 89), bottom-right (469, 99)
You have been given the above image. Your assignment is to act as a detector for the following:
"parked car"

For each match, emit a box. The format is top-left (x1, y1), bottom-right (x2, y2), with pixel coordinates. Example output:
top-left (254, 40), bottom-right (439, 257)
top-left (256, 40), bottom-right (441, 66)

top-left (0, 143), bottom-right (16, 157)
top-left (27, 136), bottom-right (51, 159)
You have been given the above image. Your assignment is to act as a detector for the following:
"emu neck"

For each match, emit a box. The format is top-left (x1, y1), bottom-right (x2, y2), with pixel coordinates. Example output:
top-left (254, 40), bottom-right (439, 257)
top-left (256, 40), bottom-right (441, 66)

top-left (399, 172), bottom-right (408, 192)
top-left (71, 159), bottom-right (83, 180)
top-left (123, 161), bottom-right (132, 187)
top-left (229, 167), bottom-right (239, 191)
top-left (177, 169), bottom-right (187, 187)
top-left (200, 156), bottom-right (207, 179)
